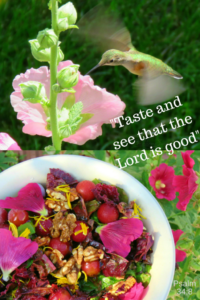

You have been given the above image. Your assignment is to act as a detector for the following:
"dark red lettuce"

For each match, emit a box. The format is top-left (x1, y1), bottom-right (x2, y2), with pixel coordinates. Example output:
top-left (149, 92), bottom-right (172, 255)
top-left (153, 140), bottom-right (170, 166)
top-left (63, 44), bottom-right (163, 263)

top-left (92, 184), bottom-right (119, 204)
top-left (47, 168), bottom-right (78, 189)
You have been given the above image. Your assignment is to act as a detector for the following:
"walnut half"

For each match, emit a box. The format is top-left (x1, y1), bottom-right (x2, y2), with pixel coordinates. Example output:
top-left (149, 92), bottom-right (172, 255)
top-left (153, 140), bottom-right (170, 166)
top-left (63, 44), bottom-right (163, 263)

top-left (83, 246), bottom-right (104, 262)
top-left (50, 212), bottom-right (77, 242)
top-left (108, 276), bottom-right (136, 296)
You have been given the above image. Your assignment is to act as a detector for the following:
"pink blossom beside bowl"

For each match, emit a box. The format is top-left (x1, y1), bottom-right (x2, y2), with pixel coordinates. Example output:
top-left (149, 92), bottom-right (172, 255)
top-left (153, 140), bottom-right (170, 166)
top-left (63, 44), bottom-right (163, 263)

top-left (0, 133), bottom-right (21, 150)
top-left (172, 230), bottom-right (186, 262)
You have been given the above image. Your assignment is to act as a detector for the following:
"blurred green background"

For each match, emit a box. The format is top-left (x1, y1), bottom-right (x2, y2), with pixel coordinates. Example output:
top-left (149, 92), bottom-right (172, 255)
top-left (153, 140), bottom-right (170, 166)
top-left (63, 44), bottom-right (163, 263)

top-left (0, 0), bottom-right (200, 150)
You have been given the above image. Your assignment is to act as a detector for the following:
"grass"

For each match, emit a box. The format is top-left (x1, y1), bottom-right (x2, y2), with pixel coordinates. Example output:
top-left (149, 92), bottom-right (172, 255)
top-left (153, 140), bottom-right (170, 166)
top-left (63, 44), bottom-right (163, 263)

top-left (0, 0), bottom-right (200, 150)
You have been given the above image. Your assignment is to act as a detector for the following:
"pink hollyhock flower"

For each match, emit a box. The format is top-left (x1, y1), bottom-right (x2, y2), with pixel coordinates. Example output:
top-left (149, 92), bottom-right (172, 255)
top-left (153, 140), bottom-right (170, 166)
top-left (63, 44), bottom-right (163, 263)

top-left (173, 165), bottom-right (198, 211)
top-left (0, 183), bottom-right (48, 216)
top-left (0, 229), bottom-right (38, 281)
top-left (11, 61), bottom-right (125, 145)
top-left (181, 150), bottom-right (195, 169)
top-left (0, 133), bottom-right (21, 150)
top-left (118, 282), bottom-right (146, 300)
top-left (173, 151), bottom-right (198, 211)
top-left (97, 218), bottom-right (143, 257)
top-left (149, 163), bottom-right (176, 200)
top-left (172, 230), bottom-right (187, 262)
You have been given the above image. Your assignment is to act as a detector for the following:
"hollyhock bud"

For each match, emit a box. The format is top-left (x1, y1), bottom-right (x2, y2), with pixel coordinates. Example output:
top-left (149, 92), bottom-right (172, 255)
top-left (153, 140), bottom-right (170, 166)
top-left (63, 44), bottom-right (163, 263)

top-left (57, 65), bottom-right (79, 91)
top-left (58, 2), bottom-right (77, 25)
top-left (29, 39), bottom-right (64, 64)
top-left (19, 81), bottom-right (47, 103)
top-left (37, 28), bottom-right (58, 49)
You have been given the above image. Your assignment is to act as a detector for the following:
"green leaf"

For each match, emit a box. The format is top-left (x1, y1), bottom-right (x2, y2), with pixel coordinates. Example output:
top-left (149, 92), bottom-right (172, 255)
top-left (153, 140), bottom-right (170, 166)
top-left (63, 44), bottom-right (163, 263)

top-left (62, 94), bottom-right (75, 110)
top-left (79, 278), bottom-right (97, 294)
top-left (159, 200), bottom-right (174, 218)
top-left (190, 259), bottom-right (200, 271)
top-left (136, 273), bottom-right (151, 288)
top-left (68, 102), bottom-right (83, 125)
top-left (125, 270), bottom-right (136, 277)
top-left (25, 259), bottom-right (34, 269)
top-left (90, 211), bottom-right (104, 225)
top-left (117, 186), bottom-right (129, 203)
top-left (93, 151), bottom-right (106, 161)
top-left (0, 152), bottom-right (17, 171)
top-left (98, 275), bottom-right (123, 289)
top-left (18, 222), bottom-right (35, 237)
top-left (85, 200), bottom-right (100, 217)
top-left (60, 124), bottom-right (72, 138)
top-left (92, 178), bottom-right (102, 184)
top-left (79, 113), bottom-right (94, 125)
top-left (176, 239), bottom-right (193, 250)
top-left (197, 290), bottom-right (200, 299)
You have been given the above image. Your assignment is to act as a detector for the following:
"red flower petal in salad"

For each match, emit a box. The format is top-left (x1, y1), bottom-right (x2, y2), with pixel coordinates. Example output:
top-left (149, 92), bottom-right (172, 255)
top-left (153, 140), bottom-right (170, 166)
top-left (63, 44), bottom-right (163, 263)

top-left (0, 183), bottom-right (48, 216)
top-left (92, 183), bottom-right (120, 204)
top-left (0, 229), bottom-right (38, 281)
top-left (97, 218), bottom-right (143, 257)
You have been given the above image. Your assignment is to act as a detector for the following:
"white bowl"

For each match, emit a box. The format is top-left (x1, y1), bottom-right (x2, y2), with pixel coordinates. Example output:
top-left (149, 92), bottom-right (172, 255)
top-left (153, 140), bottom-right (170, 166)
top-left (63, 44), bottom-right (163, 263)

top-left (0, 155), bottom-right (175, 300)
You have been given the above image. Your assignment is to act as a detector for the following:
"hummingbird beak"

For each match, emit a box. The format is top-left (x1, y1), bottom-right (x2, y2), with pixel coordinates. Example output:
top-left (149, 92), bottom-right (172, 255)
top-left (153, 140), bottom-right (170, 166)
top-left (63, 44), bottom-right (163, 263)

top-left (86, 64), bottom-right (100, 75)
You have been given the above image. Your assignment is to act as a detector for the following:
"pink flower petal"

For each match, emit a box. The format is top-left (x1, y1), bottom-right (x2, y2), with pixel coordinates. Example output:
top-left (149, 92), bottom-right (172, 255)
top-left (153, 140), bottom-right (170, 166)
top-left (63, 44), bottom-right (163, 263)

top-left (173, 167), bottom-right (198, 211)
top-left (0, 183), bottom-right (47, 216)
top-left (11, 61), bottom-right (125, 145)
top-left (172, 230), bottom-right (187, 263)
top-left (99, 219), bottom-right (143, 257)
top-left (0, 229), bottom-right (38, 281)
top-left (0, 133), bottom-right (21, 150)
top-left (118, 282), bottom-right (145, 300)
top-left (181, 150), bottom-right (195, 169)
top-left (149, 163), bottom-right (176, 201)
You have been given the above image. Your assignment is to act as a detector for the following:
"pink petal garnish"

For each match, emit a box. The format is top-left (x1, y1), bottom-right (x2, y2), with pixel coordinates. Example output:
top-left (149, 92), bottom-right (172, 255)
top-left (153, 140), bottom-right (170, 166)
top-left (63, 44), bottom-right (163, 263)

top-left (0, 229), bottom-right (38, 281)
top-left (98, 219), bottom-right (143, 257)
top-left (0, 183), bottom-right (48, 216)
top-left (118, 282), bottom-right (146, 300)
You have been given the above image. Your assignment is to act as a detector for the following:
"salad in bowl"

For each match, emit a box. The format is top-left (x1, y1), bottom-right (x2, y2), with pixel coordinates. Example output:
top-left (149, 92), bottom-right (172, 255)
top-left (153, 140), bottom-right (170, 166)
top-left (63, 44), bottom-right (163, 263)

top-left (0, 155), bottom-right (175, 300)
top-left (0, 167), bottom-right (153, 300)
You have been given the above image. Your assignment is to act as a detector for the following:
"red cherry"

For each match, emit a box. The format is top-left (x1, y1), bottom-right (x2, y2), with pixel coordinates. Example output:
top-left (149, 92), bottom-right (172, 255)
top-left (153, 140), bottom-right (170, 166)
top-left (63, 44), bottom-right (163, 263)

top-left (71, 220), bottom-right (89, 242)
top-left (97, 203), bottom-right (119, 224)
top-left (48, 288), bottom-right (71, 300)
top-left (81, 260), bottom-right (100, 277)
top-left (49, 238), bottom-right (72, 256)
top-left (35, 218), bottom-right (53, 237)
top-left (76, 180), bottom-right (96, 202)
top-left (0, 208), bottom-right (8, 224)
top-left (8, 209), bottom-right (29, 227)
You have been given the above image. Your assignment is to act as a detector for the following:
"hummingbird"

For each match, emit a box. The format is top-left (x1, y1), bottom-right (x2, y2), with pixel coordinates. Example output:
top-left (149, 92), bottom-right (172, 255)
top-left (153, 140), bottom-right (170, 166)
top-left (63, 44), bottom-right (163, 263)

top-left (77, 5), bottom-right (185, 104)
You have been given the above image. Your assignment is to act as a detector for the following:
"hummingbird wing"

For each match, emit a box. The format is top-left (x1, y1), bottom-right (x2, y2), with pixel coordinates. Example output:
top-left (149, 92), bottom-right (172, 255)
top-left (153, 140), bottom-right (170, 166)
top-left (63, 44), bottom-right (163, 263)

top-left (75, 4), bottom-right (136, 52)
top-left (133, 74), bottom-right (186, 105)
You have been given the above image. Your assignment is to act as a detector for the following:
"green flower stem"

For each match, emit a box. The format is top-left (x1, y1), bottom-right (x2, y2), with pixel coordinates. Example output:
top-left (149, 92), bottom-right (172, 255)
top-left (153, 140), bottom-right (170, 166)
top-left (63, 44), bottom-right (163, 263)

top-left (49, 0), bottom-right (62, 150)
